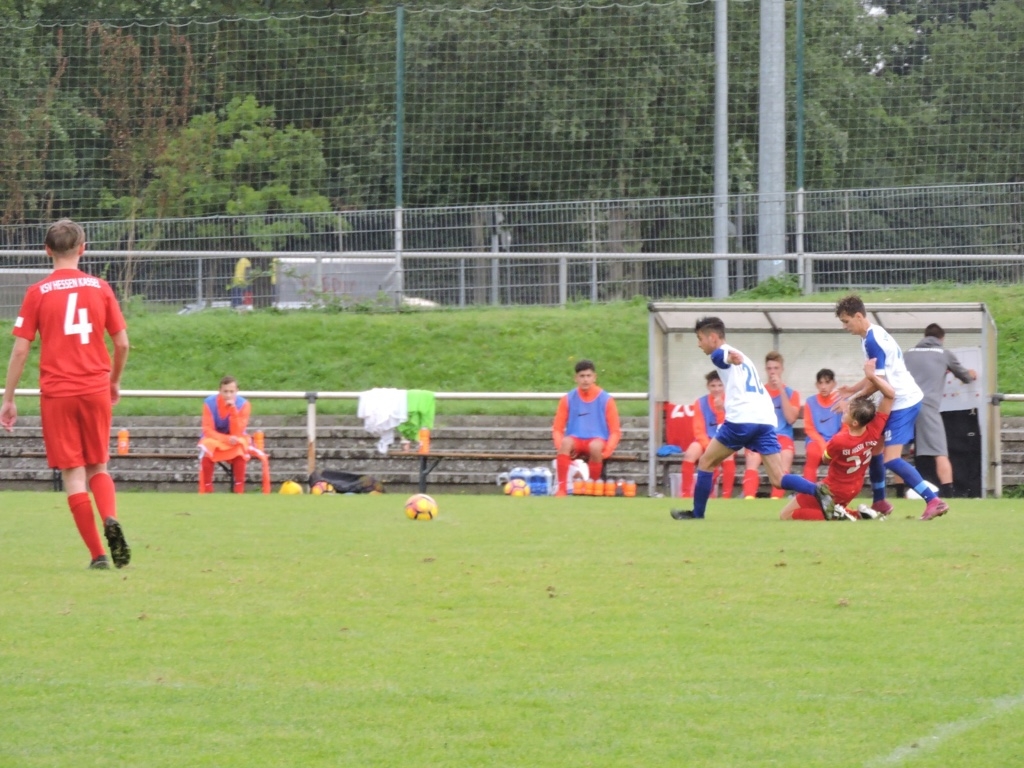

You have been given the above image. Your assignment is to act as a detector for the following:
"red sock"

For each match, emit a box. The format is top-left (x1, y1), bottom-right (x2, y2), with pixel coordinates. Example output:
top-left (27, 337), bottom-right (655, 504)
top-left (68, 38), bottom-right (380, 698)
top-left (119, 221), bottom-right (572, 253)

top-left (588, 460), bottom-right (603, 482)
top-left (770, 486), bottom-right (785, 499)
top-left (556, 454), bottom-right (571, 493)
top-left (88, 472), bottom-right (117, 521)
top-left (68, 492), bottom-right (105, 559)
top-left (743, 469), bottom-right (760, 498)
top-left (792, 507), bottom-right (826, 521)
top-left (721, 461), bottom-right (736, 498)
top-left (199, 457), bottom-right (215, 493)
top-left (681, 461), bottom-right (695, 498)
top-left (232, 456), bottom-right (247, 493)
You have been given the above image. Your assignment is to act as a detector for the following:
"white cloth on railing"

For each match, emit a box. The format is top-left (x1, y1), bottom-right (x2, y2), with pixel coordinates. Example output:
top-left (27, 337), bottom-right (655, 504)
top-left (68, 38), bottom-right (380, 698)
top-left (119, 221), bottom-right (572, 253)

top-left (357, 388), bottom-right (409, 454)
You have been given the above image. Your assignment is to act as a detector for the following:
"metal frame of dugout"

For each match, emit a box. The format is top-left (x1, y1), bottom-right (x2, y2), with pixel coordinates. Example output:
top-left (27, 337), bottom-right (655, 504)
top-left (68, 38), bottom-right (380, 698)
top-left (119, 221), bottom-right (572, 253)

top-left (646, 302), bottom-right (999, 497)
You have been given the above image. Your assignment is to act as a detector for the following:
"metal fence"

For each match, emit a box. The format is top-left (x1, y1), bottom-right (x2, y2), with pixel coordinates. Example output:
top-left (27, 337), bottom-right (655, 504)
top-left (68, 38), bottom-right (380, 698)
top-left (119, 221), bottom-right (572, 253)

top-left (2, 182), bottom-right (1024, 315)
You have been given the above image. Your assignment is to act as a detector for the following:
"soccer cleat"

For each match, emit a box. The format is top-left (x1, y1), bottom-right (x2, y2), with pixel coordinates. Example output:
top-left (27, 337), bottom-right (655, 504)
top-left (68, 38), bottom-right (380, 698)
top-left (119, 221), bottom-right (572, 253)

top-left (920, 498), bottom-right (949, 521)
top-left (103, 518), bottom-right (131, 569)
top-left (88, 555), bottom-right (110, 570)
top-left (670, 508), bottom-right (704, 520)
top-left (871, 499), bottom-right (894, 516)
top-left (814, 482), bottom-right (835, 518)
top-left (829, 503), bottom-right (858, 521)
top-left (856, 504), bottom-right (885, 520)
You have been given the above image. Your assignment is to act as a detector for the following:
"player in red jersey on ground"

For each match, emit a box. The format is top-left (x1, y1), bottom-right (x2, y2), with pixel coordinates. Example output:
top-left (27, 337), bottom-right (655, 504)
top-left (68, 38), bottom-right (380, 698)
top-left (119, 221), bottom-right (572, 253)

top-left (552, 359), bottom-right (621, 496)
top-left (780, 358), bottom-right (894, 521)
top-left (1, 219), bottom-right (131, 568)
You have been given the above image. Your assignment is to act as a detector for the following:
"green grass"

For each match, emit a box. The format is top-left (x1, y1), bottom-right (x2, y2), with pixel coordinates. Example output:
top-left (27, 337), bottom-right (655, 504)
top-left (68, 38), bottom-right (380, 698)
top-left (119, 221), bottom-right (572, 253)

top-left (4, 283), bottom-right (1024, 416)
top-left (2, 492), bottom-right (1024, 767)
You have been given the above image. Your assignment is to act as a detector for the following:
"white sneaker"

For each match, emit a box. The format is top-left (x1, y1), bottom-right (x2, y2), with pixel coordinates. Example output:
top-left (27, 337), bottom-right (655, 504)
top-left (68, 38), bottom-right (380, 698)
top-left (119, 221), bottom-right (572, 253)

top-left (856, 504), bottom-right (885, 521)
top-left (830, 504), bottom-right (857, 521)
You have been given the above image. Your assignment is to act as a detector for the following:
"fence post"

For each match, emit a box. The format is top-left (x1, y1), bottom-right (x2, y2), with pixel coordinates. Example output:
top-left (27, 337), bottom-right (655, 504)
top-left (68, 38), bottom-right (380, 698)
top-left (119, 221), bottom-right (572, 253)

top-left (306, 392), bottom-right (318, 479)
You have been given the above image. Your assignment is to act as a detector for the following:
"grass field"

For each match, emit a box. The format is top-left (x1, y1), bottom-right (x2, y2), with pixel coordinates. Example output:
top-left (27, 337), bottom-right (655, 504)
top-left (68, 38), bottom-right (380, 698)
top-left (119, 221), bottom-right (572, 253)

top-left (2, 491), bottom-right (1023, 767)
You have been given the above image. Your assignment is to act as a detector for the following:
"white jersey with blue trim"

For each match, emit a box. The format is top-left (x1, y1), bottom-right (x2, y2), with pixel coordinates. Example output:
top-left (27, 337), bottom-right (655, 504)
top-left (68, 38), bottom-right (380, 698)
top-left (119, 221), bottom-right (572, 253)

top-left (862, 324), bottom-right (923, 411)
top-left (710, 343), bottom-right (777, 427)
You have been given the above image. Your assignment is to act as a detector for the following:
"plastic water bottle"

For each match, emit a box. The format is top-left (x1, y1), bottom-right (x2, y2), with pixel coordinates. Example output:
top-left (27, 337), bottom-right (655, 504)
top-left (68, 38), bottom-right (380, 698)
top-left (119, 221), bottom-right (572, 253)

top-left (116, 429), bottom-right (130, 455)
top-left (530, 466), bottom-right (552, 496)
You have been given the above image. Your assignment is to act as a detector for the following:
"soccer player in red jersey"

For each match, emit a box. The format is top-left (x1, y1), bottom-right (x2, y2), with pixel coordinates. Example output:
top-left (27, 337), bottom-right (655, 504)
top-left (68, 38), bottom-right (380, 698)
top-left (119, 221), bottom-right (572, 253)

top-left (780, 358), bottom-right (894, 521)
top-left (1, 219), bottom-right (131, 568)
top-left (552, 359), bottom-right (621, 495)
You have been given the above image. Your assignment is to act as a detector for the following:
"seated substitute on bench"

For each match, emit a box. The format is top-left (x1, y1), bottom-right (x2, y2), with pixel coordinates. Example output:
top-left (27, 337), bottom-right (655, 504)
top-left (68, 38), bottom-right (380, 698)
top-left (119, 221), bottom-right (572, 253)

top-left (198, 375), bottom-right (269, 494)
top-left (552, 358), bottom-right (621, 496)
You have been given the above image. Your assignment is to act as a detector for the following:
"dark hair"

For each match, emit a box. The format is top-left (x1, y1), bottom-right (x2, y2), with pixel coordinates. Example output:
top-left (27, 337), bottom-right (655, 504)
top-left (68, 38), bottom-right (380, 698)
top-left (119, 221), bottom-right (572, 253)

top-left (835, 294), bottom-right (866, 318)
top-left (574, 359), bottom-right (595, 374)
top-left (816, 368), bottom-right (835, 383)
top-left (44, 219), bottom-right (85, 254)
top-left (924, 323), bottom-right (945, 340)
top-left (220, 375), bottom-right (238, 388)
top-left (848, 397), bottom-right (876, 427)
top-left (695, 316), bottom-right (726, 338)
top-left (704, 370), bottom-right (721, 383)
top-left (765, 350), bottom-right (784, 365)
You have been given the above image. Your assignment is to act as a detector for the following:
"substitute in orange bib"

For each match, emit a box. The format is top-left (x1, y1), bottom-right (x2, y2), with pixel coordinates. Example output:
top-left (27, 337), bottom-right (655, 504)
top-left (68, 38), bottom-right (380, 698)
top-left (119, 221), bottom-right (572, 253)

top-left (199, 376), bottom-right (258, 493)
top-left (552, 359), bottom-right (621, 496)
top-left (1, 218), bottom-right (131, 570)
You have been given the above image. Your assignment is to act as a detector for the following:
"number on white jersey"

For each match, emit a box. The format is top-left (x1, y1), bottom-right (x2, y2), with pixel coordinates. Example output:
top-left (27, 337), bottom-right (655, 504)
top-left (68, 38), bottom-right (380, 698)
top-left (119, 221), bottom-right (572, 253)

top-left (63, 292), bottom-right (94, 344)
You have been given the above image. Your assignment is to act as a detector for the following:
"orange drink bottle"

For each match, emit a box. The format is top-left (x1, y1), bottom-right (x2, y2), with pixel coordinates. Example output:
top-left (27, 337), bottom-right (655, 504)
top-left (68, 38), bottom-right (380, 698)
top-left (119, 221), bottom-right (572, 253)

top-left (253, 430), bottom-right (265, 450)
top-left (584, 479), bottom-right (595, 496)
top-left (572, 479), bottom-right (585, 495)
top-left (418, 428), bottom-right (431, 454)
top-left (116, 429), bottom-right (130, 455)
top-left (604, 479), bottom-right (616, 496)
top-left (624, 480), bottom-right (637, 497)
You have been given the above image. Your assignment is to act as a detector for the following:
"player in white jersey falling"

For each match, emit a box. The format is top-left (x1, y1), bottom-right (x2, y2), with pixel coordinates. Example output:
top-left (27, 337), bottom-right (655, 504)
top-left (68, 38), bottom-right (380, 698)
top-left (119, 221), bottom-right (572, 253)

top-left (834, 294), bottom-right (949, 521)
top-left (670, 317), bottom-right (832, 520)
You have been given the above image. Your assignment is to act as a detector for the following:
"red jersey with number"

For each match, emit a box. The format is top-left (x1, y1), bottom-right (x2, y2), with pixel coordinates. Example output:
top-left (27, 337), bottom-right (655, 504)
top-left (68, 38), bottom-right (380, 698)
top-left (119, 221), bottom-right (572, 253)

top-left (823, 412), bottom-right (889, 503)
top-left (12, 268), bottom-right (126, 398)
top-left (663, 401), bottom-right (696, 448)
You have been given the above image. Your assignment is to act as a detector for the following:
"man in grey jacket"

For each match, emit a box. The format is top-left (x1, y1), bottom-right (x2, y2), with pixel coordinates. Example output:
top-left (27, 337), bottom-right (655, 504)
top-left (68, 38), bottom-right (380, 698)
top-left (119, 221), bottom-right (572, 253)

top-left (904, 323), bottom-right (977, 498)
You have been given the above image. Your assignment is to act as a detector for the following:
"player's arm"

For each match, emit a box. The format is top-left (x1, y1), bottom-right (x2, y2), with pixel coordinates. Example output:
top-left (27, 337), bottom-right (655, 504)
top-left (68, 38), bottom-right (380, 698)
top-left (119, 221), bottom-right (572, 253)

top-left (864, 358), bottom-right (895, 414)
top-left (602, 397), bottom-right (621, 458)
top-left (0, 337), bottom-right (31, 432)
top-left (692, 399), bottom-right (711, 450)
top-left (552, 396), bottom-right (569, 448)
top-left (201, 401), bottom-right (219, 439)
top-left (109, 329), bottom-right (129, 405)
top-left (945, 350), bottom-right (976, 383)
top-left (709, 346), bottom-right (742, 369)
top-left (781, 388), bottom-right (800, 424)
top-left (234, 399), bottom-right (252, 435)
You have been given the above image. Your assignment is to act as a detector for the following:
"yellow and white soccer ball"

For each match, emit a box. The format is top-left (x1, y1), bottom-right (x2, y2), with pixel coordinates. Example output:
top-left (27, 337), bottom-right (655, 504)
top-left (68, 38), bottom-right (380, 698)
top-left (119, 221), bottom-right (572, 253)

top-left (503, 477), bottom-right (531, 497)
top-left (279, 480), bottom-right (304, 495)
top-left (310, 480), bottom-right (335, 495)
top-left (405, 493), bottom-right (438, 520)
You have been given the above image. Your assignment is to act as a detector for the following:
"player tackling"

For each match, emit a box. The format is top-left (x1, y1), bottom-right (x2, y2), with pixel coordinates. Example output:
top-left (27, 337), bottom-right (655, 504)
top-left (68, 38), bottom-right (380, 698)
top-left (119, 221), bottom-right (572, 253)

top-left (1, 219), bottom-right (132, 568)
top-left (834, 294), bottom-right (949, 521)
top-left (670, 317), bottom-right (832, 520)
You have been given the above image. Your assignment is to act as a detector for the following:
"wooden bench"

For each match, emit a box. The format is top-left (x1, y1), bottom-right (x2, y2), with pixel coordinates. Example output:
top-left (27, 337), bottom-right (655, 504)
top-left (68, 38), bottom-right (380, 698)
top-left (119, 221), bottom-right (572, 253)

top-left (18, 451), bottom-right (271, 493)
top-left (386, 450), bottom-right (644, 493)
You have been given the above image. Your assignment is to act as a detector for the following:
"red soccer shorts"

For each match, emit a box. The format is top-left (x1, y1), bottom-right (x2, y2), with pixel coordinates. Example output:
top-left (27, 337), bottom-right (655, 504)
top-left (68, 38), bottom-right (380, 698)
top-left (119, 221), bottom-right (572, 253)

top-left (570, 437), bottom-right (604, 458)
top-left (40, 391), bottom-right (112, 469)
top-left (777, 434), bottom-right (795, 452)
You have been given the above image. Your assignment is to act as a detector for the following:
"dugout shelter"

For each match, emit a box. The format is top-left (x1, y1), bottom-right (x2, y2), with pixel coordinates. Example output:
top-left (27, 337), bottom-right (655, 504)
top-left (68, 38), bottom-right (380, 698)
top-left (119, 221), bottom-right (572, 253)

top-left (647, 302), bottom-right (998, 497)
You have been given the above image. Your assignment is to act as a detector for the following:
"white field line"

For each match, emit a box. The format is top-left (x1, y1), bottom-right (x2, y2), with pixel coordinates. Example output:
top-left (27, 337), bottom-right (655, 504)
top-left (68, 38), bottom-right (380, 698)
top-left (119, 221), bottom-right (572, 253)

top-left (865, 693), bottom-right (1024, 766)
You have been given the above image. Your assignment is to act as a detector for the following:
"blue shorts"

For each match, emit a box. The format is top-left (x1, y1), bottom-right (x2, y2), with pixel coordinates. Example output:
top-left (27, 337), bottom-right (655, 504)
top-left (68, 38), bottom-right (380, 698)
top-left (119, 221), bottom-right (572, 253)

top-left (885, 403), bottom-right (920, 446)
top-left (715, 421), bottom-right (780, 455)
